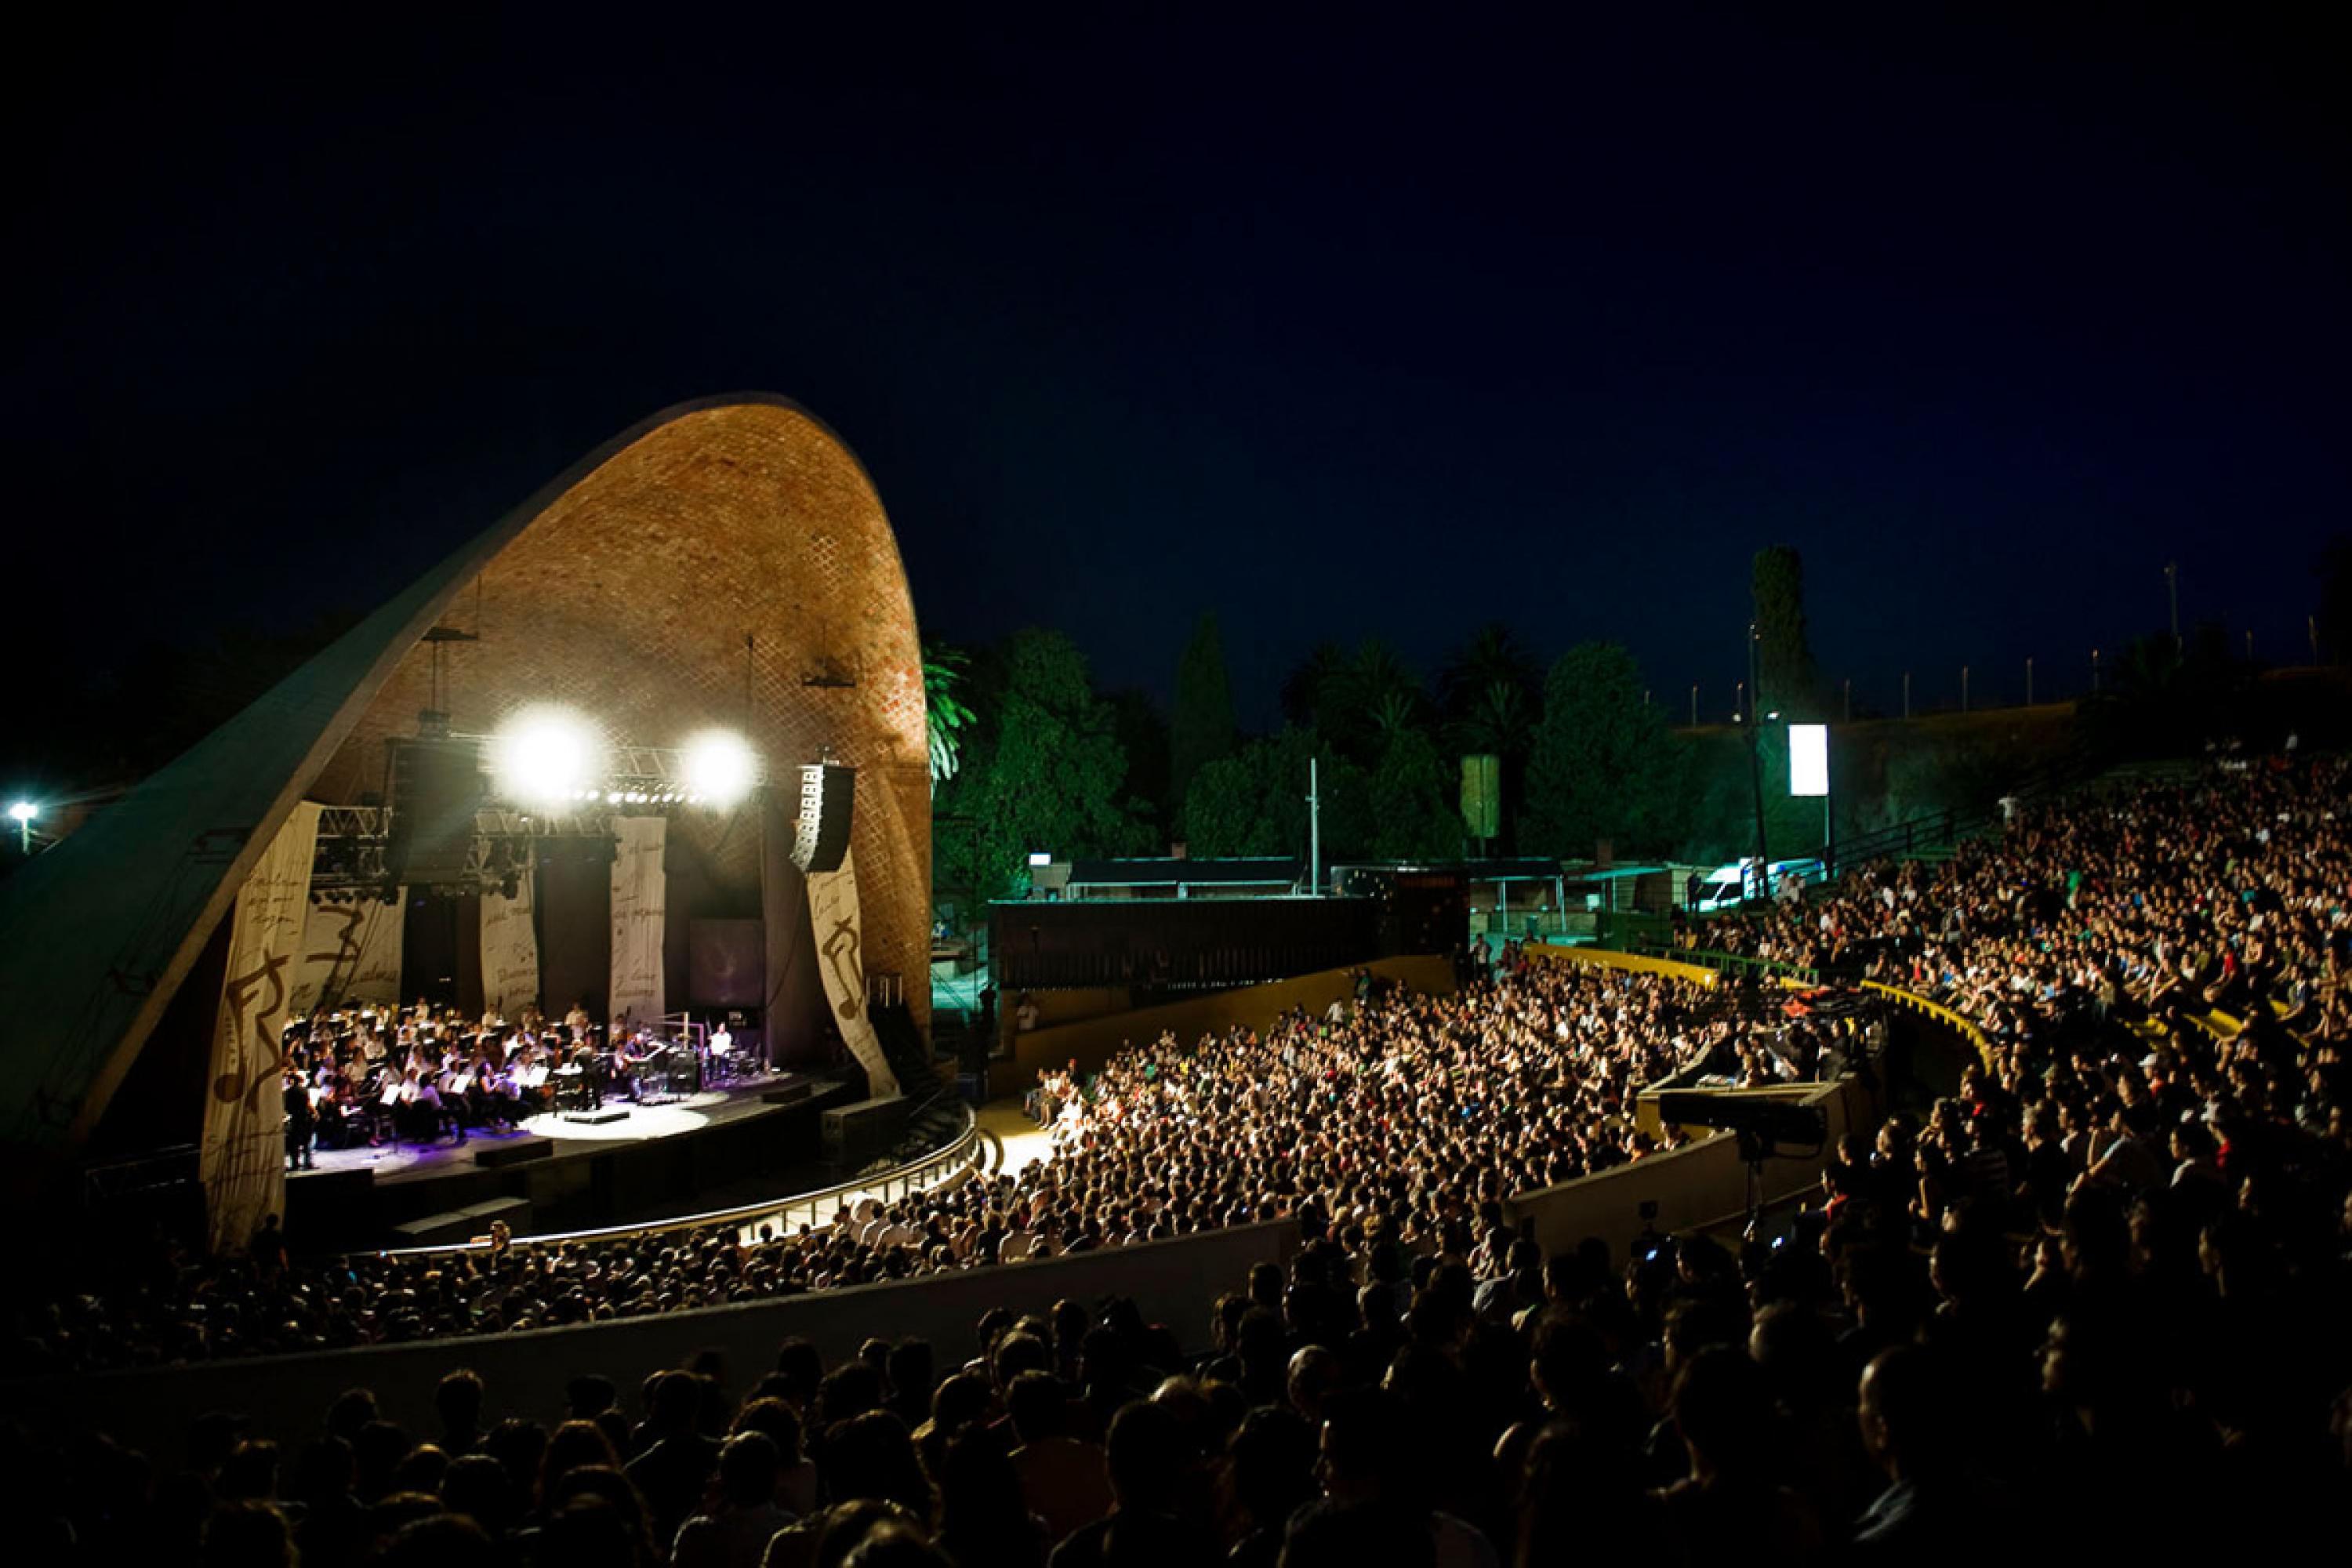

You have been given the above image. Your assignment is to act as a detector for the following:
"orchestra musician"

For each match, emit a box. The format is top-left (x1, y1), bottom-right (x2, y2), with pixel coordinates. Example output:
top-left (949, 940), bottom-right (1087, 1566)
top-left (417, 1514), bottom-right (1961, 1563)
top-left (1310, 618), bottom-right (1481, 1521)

top-left (615, 1029), bottom-right (663, 1102)
top-left (282, 1064), bottom-right (314, 1171)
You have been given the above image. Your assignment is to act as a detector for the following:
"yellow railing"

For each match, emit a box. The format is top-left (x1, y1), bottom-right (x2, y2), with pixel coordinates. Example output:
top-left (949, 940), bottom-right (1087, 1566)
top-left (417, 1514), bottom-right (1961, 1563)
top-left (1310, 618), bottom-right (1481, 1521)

top-left (1860, 980), bottom-right (1994, 1068)
top-left (1523, 943), bottom-right (1722, 986)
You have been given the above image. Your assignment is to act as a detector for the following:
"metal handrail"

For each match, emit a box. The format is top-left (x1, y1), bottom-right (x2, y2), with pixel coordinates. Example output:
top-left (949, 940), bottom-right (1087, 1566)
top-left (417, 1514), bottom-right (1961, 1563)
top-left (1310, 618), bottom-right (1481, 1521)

top-left (1665, 948), bottom-right (1826, 987)
top-left (384, 1101), bottom-right (984, 1258)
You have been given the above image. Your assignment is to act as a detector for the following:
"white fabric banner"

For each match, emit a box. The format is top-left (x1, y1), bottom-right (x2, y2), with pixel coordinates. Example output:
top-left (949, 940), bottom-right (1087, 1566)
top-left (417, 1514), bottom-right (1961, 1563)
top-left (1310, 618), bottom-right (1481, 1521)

top-left (202, 801), bottom-right (321, 1254)
top-left (289, 891), bottom-right (406, 1016)
top-left (480, 875), bottom-right (541, 1019)
top-left (608, 816), bottom-right (666, 1030)
top-left (806, 847), bottom-right (900, 1097)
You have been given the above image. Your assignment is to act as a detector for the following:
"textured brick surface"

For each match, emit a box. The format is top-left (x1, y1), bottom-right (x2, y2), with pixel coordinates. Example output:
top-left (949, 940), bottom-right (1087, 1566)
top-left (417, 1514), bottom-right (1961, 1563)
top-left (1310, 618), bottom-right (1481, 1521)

top-left (313, 403), bottom-right (932, 1031)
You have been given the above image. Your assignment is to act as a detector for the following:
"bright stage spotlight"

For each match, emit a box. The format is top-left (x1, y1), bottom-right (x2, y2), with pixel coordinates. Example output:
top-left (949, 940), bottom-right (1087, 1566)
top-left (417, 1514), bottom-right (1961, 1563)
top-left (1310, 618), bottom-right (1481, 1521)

top-left (490, 706), bottom-right (604, 807)
top-left (680, 730), bottom-right (758, 807)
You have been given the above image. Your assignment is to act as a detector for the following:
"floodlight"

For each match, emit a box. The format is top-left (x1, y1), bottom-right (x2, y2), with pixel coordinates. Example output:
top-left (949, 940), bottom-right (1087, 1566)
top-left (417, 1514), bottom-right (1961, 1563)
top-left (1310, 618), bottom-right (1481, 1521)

top-left (1029, 851), bottom-right (1053, 866)
top-left (681, 729), bottom-right (758, 807)
top-left (490, 706), bottom-right (604, 806)
top-left (1789, 724), bottom-right (1829, 797)
top-left (6, 802), bottom-right (34, 824)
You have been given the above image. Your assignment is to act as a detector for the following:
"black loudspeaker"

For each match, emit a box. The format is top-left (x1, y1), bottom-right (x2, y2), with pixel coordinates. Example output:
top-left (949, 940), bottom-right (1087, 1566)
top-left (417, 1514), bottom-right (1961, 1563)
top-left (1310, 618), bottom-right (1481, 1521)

top-left (387, 736), bottom-right (485, 885)
top-left (793, 764), bottom-right (855, 874)
top-left (474, 1135), bottom-right (555, 1169)
top-left (820, 1096), bottom-right (909, 1166)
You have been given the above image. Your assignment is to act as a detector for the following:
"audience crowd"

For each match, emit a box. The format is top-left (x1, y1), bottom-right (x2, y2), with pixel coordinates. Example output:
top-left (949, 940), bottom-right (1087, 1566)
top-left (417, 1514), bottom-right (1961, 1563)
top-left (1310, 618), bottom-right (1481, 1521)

top-left (23, 959), bottom-right (1845, 1366)
top-left (7, 754), bottom-right (2351, 1563)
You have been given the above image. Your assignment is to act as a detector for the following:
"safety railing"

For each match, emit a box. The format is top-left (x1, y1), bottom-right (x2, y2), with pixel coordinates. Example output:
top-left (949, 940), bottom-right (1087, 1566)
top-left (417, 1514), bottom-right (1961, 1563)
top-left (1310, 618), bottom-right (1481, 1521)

top-left (1662, 949), bottom-right (1826, 988)
top-left (387, 1101), bottom-right (985, 1258)
top-left (1860, 980), bottom-right (1994, 1068)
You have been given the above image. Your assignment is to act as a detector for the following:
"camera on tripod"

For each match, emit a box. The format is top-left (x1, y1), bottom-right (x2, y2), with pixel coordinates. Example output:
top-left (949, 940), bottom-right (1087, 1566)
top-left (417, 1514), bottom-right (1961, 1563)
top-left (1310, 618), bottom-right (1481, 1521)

top-left (1655, 1091), bottom-right (1831, 1237)
top-left (1655, 1091), bottom-right (1828, 1159)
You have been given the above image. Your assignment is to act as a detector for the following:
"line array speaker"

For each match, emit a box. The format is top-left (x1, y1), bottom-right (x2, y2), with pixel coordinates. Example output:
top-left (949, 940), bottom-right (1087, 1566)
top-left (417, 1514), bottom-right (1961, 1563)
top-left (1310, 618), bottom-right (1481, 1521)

top-left (387, 736), bottom-right (485, 886)
top-left (793, 764), bottom-right (856, 874)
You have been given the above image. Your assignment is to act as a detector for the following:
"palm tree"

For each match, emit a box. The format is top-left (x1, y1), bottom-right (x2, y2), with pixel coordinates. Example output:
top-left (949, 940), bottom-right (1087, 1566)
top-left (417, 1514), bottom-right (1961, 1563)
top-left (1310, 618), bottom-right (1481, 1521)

top-left (1450, 679), bottom-right (1534, 760)
top-left (1439, 621), bottom-right (1541, 723)
top-left (1279, 641), bottom-right (1348, 728)
top-left (924, 644), bottom-right (975, 787)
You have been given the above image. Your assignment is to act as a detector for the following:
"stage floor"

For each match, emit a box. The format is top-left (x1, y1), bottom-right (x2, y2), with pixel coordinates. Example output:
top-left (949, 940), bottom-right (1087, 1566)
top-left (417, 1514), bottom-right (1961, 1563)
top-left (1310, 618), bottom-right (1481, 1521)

top-left (295, 1071), bottom-right (833, 1189)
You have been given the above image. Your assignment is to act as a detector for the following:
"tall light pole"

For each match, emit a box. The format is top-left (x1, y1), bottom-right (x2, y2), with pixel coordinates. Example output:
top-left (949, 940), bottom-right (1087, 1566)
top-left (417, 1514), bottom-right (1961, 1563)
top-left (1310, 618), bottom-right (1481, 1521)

top-left (1842, 678), bottom-right (1852, 722)
top-left (1962, 665), bottom-right (1970, 713)
top-left (2025, 656), bottom-right (2034, 707)
top-left (1306, 757), bottom-right (1321, 898)
top-left (1747, 619), bottom-right (1760, 724)
top-left (1745, 622), bottom-right (1769, 890)
top-left (1902, 671), bottom-right (1911, 720)
top-left (1690, 684), bottom-right (1699, 728)
top-left (7, 801), bottom-right (34, 855)
top-left (2092, 647), bottom-right (2102, 694)
top-left (2165, 561), bottom-right (2180, 651)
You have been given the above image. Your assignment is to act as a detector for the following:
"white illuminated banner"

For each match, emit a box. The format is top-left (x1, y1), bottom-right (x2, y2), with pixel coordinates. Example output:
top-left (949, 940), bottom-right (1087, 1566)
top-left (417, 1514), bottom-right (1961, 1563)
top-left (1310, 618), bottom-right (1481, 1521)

top-left (202, 801), bottom-right (321, 1253)
top-left (609, 817), bottom-right (667, 1029)
top-left (290, 891), bottom-right (406, 1015)
top-left (1789, 724), bottom-right (1830, 797)
top-left (481, 874), bottom-right (542, 1018)
top-left (806, 847), bottom-right (901, 1097)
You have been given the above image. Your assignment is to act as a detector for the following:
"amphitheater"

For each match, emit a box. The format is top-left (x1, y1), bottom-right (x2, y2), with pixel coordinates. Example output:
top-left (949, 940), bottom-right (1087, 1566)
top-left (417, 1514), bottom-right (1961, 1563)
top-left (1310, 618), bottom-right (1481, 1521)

top-left (2, 403), bottom-right (2343, 1563)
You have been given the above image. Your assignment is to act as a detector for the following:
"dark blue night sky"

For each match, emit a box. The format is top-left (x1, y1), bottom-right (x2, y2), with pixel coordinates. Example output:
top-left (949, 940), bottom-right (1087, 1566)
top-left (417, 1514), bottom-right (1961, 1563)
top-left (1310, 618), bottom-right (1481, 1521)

top-left (7, 5), bottom-right (2344, 746)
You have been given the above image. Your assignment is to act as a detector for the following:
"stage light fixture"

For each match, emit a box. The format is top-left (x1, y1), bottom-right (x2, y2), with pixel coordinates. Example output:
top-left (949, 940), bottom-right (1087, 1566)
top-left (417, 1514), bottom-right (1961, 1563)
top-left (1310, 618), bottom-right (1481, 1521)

top-left (490, 706), bottom-right (604, 807)
top-left (681, 729), bottom-right (758, 807)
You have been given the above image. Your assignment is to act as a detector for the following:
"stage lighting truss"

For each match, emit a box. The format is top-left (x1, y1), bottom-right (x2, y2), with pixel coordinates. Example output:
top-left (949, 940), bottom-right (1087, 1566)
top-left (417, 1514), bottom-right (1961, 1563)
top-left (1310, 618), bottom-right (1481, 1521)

top-left (532, 739), bottom-right (766, 810)
top-left (316, 730), bottom-right (772, 894)
top-left (310, 804), bottom-right (615, 895)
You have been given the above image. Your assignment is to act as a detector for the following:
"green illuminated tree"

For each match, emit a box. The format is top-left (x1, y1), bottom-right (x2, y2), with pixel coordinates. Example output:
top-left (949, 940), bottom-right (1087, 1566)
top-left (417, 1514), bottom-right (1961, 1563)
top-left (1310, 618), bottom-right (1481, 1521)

top-left (932, 630), bottom-right (1149, 898)
top-left (1181, 728), bottom-right (1372, 862)
top-left (1370, 728), bottom-right (1463, 861)
top-left (1170, 612), bottom-right (1237, 815)
top-left (1292, 640), bottom-right (1432, 765)
top-left (1523, 641), bottom-right (1682, 858)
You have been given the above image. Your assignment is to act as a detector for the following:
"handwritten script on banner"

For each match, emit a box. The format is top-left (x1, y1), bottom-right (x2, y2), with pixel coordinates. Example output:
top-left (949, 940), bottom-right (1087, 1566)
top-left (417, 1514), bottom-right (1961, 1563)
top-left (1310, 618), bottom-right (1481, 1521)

top-left (806, 847), bottom-right (899, 1097)
top-left (481, 873), bottom-right (542, 1018)
top-left (201, 801), bottom-right (321, 1253)
top-left (608, 816), bottom-right (666, 1029)
top-left (288, 891), bottom-right (405, 1016)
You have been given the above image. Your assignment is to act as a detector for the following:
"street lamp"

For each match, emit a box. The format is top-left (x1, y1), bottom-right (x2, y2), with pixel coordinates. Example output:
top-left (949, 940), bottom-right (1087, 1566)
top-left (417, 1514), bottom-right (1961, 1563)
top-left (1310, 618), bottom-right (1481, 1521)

top-left (8, 800), bottom-right (36, 854)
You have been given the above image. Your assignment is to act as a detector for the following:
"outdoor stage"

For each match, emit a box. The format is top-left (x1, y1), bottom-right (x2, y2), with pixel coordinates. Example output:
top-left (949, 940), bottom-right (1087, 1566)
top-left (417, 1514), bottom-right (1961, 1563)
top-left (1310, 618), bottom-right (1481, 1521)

top-left (285, 1069), bottom-right (861, 1250)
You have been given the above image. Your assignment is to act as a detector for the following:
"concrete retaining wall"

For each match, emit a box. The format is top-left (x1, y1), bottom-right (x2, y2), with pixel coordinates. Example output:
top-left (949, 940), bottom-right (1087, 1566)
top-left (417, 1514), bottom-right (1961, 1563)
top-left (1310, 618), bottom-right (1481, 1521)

top-left (1009, 954), bottom-right (1457, 1078)
top-left (1506, 1076), bottom-right (1869, 1262)
top-left (2, 1221), bottom-right (1297, 1460)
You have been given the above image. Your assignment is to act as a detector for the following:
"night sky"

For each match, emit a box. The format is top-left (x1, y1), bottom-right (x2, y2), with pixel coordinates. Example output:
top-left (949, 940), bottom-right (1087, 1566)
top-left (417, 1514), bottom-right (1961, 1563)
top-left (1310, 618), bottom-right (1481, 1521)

top-left (8, 5), bottom-right (2346, 769)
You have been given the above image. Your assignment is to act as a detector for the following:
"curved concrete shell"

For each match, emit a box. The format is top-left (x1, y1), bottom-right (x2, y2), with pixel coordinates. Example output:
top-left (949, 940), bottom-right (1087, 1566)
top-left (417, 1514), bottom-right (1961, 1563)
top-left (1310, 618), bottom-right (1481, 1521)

top-left (0, 396), bottom-right (929, 1176)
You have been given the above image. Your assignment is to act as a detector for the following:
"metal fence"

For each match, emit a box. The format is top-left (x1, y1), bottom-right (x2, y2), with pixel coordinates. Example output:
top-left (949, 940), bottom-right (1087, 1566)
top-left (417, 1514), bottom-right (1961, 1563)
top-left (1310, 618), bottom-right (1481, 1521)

top-left (386, 1102), bottom-right (987, 1258)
